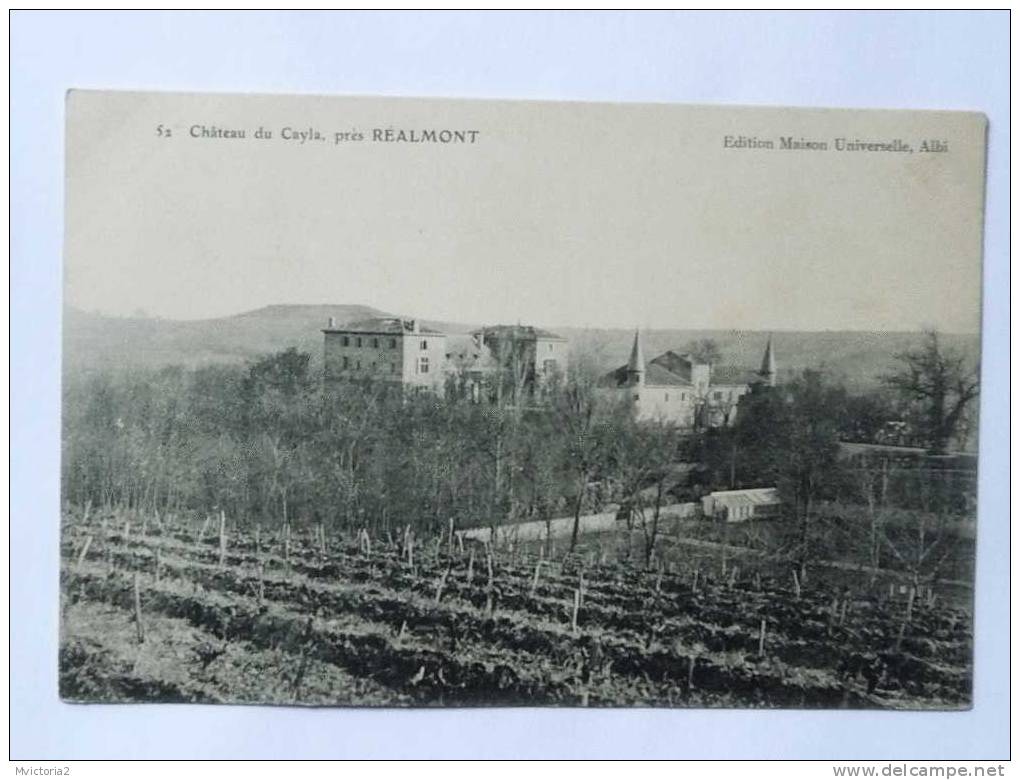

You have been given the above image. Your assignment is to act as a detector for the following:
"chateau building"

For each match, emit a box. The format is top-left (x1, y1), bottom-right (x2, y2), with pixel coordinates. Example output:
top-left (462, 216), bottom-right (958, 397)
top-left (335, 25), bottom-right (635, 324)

top-left (323, 317), bottom-right (447, 393)
top-left (473, 325), bottom-right (568, 402)
top-left (323, 317), bottom-right (568, 401)
top-left (600, 330), bottom-right (777, 427)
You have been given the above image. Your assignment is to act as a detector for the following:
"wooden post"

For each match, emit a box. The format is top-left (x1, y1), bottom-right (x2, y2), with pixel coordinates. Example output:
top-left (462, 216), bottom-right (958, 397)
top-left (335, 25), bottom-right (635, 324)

top-left (197, 514), bottom-right (210, 545)
top-left (154, 548), bottom-right (161, 583)
top-left (692, 568), bottom-right (700, 593)
top-left (839, 598), bottom-right (848, 625)
top-left (655, 564), bottom-right (663, 594)
top-left (256, 563), bottom-right (265, 608)
top-left (75, 535), bottom-right (93, 568)
top-left (486, 551), bottom-right (494, 588)
top-left (123, 516), bottom-right (131, 540)
top-left (456, 532), bottom-right (464, 555)
top-left (132, 572), bottom-right (145, 644)
top-left (448, 518), bottom-right (455, 555)
top-left (896, 586), bottom-right (916, 651)
top-left (571, 588), bottom-right (581, 634)
top-left (729, 566), bottom-right (739, 588)
top-left (758, 618), bottom-right (767, 657)
top-left (467, 548), bottom-right (475, 583)
top-left (434, 567), bottom-right (450, 604)
top-left (218, 511), bottom-right (227, 567)
top-left (531, 559), bottom-right (542, 597)
top-left (792, 569), bottom-right (801, 599)
top-left (687, 655), bottom-right (696, 689)
top-left (578, 570), bottom-right (586, 608)
top-left (255, 526), bottom-right (261, 557)
top-left (284, 524), bottom-right (291, 572)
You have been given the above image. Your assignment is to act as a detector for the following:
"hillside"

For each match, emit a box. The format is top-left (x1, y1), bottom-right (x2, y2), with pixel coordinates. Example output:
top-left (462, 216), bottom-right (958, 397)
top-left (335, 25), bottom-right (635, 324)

top-left (63, 305), bottom-right (979, 391)
top-left (62, 305), bottom-right (477, 375)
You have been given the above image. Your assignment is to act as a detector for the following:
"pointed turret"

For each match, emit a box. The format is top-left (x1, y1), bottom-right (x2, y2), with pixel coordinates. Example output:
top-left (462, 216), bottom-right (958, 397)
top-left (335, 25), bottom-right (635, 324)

top-left (758, 335), bottom-right (776, 387)
top-left (626, 329), bottom-right (645, 387)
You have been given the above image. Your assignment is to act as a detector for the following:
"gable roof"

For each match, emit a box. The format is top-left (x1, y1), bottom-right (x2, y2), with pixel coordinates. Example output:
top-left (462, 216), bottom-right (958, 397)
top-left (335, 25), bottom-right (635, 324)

top-left (601, 361), bottom-right (692, 388)
top-left (649, 350), bottom-right (695, 382)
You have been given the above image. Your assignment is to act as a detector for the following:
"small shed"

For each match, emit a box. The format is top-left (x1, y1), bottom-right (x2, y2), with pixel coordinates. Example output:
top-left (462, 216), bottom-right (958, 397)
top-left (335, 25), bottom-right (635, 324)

top-left (701, 487), bottom-right (782, 523)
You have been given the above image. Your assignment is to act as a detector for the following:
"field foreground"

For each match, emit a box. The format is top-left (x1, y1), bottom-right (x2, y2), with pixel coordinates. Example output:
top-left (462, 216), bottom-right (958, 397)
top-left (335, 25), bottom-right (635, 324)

top-left (59, 513), bottom-right (973, 709)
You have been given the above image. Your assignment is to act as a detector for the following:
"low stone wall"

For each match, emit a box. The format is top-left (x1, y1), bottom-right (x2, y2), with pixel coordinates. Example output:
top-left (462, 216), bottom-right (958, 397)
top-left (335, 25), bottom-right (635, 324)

top-left (460, 502), bottom-right (701, 544)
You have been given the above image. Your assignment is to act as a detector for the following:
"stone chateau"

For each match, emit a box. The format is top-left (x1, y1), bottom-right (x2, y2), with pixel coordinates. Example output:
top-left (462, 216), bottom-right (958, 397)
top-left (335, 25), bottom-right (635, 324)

top-left (323, 316), bottom-right (777, 427)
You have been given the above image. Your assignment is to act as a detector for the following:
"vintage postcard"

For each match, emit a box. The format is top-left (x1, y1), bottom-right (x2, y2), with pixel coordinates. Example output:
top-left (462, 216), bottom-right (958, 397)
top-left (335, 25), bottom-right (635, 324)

top-left (61, 90), bottom-right (985, 708)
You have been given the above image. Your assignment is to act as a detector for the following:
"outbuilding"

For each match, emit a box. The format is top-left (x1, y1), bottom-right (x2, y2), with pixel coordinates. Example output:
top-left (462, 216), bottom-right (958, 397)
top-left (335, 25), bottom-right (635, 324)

top-left (701, 487), bottom-right (782, 523)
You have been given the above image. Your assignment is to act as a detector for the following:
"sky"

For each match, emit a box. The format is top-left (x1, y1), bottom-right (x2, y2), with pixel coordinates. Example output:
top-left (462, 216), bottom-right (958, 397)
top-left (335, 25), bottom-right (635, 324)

top-left (64, 91), bottom-right (986, 333)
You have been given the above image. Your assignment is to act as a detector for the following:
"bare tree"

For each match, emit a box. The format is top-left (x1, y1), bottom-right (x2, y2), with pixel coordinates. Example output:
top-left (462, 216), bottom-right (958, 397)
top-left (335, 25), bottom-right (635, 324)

top-left (883, 330), bottom-right (979, 454)
top-left (685, 338), bottom-right (722, 366)
top-left (616, 417), bottom-right (682, 566)
top-left (553, 346), bottom-right (619, 553)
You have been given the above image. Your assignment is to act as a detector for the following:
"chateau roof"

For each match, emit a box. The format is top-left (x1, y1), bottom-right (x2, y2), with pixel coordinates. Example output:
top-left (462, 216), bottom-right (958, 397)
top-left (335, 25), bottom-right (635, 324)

top-left (323, 317), bottom-right (444, 336)
top-left (649, 350), bottom-right (695, 381)
top-left (601, 362), bottom-right (692, 388)
top-left (473, 324), bottom-right (566, 341)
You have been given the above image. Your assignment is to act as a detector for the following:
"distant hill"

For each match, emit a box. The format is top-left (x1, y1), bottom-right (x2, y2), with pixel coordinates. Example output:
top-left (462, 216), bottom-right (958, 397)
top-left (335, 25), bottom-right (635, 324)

top-left (63, 305), bottom-right (979, 392)
top-left (62, 304), bottom-right (478, 376)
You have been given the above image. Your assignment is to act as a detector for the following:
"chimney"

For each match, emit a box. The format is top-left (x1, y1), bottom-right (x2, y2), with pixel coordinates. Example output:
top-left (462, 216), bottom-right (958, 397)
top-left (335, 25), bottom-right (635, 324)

top-left (410, 319), bottom-right (419, 334)
top-left (328, 316), bottom-right (336, 328)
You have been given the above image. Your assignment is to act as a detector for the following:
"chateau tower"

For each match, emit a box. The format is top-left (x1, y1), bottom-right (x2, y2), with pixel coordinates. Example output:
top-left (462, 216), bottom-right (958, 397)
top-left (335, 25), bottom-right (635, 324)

top-left (758, 335), bottom-right (776, 387)
top-left (626, 329), bottom-right (645, 388)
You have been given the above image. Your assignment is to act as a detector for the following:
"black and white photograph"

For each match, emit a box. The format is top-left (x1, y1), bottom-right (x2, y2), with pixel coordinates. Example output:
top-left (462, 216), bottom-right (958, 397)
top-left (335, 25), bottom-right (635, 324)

top-left (58, 90), bottom-right (986, 711)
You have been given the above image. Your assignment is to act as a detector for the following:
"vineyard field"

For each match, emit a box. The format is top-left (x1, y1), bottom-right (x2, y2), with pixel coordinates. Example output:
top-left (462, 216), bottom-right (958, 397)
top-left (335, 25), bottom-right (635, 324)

top-left (59, 511), bottom-right (973, 709)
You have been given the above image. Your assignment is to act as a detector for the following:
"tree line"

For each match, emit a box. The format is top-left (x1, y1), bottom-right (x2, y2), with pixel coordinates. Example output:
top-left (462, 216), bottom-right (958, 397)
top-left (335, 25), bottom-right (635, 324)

top-left (62, 331), bottom-right (978, 573)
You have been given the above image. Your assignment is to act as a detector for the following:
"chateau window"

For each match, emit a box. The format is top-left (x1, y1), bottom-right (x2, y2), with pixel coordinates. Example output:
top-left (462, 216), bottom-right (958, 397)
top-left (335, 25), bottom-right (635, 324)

top-left (372, 337), bottom-right (379, 348)
top-left (389, 338), bottom-right (397, 349)
top-left (356, 360), bottom-right (361, 370)
top-left (342, 356), bottom-right (349, 369)
top-left (420, 339), bottom-right (428, 351)
top-left (713, 391), bottom-right (722, 400)
top-left (391, 363), bottom-right (398, 373)
top-left (341, 336), bottom-right (349, 347)
top-left (356, 337), bottom-right (362, 348)
top-left (665, 393), bottom-right (669, 402)
top-left (418, 356), bottom-right (430, 374)
top-left (681, 393), bottom-right (686, 401)
top-left (372, 362), bottom-right (377, 370)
